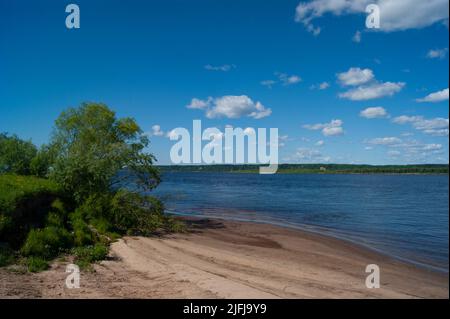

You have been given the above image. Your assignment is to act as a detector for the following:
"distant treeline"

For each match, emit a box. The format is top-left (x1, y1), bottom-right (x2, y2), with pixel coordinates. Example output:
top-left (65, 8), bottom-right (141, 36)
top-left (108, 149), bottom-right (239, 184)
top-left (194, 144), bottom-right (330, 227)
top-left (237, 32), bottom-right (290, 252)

top-left (157, 164), bottom-right (449, 174)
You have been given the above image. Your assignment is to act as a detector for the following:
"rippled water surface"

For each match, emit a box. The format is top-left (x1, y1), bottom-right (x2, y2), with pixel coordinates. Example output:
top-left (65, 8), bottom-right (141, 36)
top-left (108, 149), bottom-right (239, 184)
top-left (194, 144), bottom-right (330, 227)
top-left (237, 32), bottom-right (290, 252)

top-left (150, 172), bottom-right (449, 272)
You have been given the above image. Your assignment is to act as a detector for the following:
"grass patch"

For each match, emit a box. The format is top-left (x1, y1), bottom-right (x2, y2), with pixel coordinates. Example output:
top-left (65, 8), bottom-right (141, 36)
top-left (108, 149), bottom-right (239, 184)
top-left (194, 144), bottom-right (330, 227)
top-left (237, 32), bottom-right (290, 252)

top-left (72, 244), bottom-right (109, 270)
top-left (26, 256), bottom-right (49, 272)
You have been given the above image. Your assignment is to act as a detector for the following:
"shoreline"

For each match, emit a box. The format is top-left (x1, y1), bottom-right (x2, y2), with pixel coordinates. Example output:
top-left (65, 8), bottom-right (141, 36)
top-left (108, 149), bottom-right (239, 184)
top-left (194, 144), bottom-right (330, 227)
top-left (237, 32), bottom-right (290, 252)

top-left (167, 212), bottom-right (448, 274)
top-left (1, 217), bottom-right (448, 298)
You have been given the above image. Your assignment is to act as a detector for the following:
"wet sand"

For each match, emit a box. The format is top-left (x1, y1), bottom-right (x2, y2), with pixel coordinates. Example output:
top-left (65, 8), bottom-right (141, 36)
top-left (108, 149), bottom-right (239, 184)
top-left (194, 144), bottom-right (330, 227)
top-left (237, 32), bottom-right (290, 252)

top-left (0, 218), bottom-right (448, 298)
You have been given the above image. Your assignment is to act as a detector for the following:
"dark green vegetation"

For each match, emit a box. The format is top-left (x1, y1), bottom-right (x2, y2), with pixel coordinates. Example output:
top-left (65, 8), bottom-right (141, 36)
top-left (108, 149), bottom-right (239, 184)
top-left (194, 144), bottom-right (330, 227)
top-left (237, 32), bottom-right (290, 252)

top-left (158, 164), bottom-right (449, 174)
top-left (0, 103), bottom-right (182, 272)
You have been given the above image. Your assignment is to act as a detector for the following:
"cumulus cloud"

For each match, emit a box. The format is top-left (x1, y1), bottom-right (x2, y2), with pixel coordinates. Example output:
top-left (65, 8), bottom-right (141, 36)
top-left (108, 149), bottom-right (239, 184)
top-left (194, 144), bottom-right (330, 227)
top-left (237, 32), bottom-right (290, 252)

top-left (294, 0), bottom-right (449, 35)
top-left (339, 81), bottom-right (405, 101)
top-left (416, 88), bottom-right (449, 102)
top-left (426, 48), bottom-right (448, 59)
top-left (364, 136), bottom-right (445, 161)
top-left (204, 64), bottom-right (236, 72)
top-left (360, 106), bottom-right (389, 118)
top-left (303, 119), bottom-right (344, 136)
top-left (392, 115), bottom-right (449, 136)
top-left (151, 125), bottom-right (164, 136)
top-left (310, 82), bottom-right (330, 90)
top-left (337, 67), bottom-right (404, 101)
top-left (187, 95), bottom-right (272, 119)
top-left (187, 97), bottom-right (212, 110)
top-left (262, 73), bottom-right (302, 88)
top-left (277, 73), bottom-right (302, 85)
top-left (384, 139), bottom-right (446, 162)
top-left (337, 68), bottom-right (374, 86)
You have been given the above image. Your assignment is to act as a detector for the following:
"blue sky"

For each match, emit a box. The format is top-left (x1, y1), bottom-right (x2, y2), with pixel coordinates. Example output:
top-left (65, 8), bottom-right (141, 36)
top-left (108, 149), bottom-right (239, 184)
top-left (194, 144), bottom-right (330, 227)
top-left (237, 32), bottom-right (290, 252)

top-left (0, 0), bottom-right (448, 165)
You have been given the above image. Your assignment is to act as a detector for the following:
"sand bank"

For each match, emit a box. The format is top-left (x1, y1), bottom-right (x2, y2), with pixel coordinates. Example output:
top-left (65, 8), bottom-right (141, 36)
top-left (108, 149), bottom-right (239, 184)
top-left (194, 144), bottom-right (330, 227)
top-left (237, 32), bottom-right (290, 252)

top-left (1, 218), bottom-right (448, 298)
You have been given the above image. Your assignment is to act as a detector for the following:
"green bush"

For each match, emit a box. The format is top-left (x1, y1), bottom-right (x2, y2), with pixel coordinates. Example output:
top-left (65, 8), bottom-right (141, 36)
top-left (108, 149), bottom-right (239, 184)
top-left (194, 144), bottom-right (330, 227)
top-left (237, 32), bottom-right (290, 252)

top-left (164, 216), bottom-right (186, 233)
top-left (72, 243), bottom-right (109, 269)
top-left (26, 257), bottom-right (49, 272)
top-left (109, 190), bottom-right (165, 235)
top-left (21, 226), bottom-right (72, 259)
top-left (0, 174), bottom-right (63, 247)
top-left (70, 212), bottom-right (94, 247)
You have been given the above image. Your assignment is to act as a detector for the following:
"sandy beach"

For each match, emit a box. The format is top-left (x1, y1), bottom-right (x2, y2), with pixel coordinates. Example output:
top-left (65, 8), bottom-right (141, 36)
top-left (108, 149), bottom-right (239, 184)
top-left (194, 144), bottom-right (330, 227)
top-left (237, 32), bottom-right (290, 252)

top-left (1, 218), bottom-right (448, 299)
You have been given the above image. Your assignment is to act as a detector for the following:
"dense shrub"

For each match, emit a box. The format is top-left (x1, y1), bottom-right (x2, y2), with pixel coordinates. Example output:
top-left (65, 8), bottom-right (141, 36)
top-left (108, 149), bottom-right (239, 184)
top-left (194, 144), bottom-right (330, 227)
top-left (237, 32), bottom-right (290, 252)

top-left (69, 211), bottom-right (94, 247)
top-left (72, 244), bottom-right (109, 269)
top-left (26, 257), bottom-right (49, 272)
top-left (0, 175), bottom-right (64, 247)
top-left (75, 190), bottom-right (168, 236)
top-left (109, 190), bottom-right (165, 235)
top-left (21, 226), bottom-right (72, 259)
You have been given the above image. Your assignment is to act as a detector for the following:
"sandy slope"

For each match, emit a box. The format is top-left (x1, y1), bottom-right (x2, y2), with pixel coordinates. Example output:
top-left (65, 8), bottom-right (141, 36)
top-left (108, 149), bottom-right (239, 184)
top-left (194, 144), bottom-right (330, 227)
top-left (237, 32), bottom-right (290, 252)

top-left (1, 218), bottom-right (448, 298)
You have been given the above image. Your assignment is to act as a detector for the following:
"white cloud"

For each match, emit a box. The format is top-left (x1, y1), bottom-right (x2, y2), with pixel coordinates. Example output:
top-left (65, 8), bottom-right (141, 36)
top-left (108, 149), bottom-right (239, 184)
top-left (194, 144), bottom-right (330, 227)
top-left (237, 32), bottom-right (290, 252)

top-left (293, 148), bottom-right (331, 163)
top-left (416, 88), bottom-right (449, 102)
top-left (319, 82), bottom-right (330, 90)
top-left (426, 48), bottom-right (448, 59)
top-left (187, 97), bottom-right (212, 109)
top-left (166, 129), bottom-right (178, 139)
top-left (294, 0), bottom-right (449, 35)
top-left (338, 67), bottom-right (374, 86)
top-left (262, 73), bottom-right (302, 88)
top-left (261, 80), bottom-right (276, 88)
top-left (392, 115), bottom-right (449, 136)
top-left (368, 137), bottom-right (402, 145)
top-left (352, 30), bottom-right (362, 43)
top-left (339, 81), bottom-right (405, 101)
top-left (323, 126), bottom-right (344, 136)
top-left (276, 135), bottom-right (289, 148)
top-left (204, 64), bottom-right (236, 72)
top-left (310, 82), bottom-right (330, 90)
top-left (337, 67), bottom-right (404, 101)
top-left (422, 143), bottom-right (442, 151)
top-left (315, 140), bottom-right (325, 146)
top-left (360, 106), bottom-right (389, 119)
top-left (187, 95), bottom-right (272, 119)
top-left (276, 72), bottom-right (302, 86)
top-left (390, 141), bottom-right (444, 162)
top-left (283, 75), bottom-right (302, 85)
top-left (150, 125), bottom-right (164, 136)
top-left (303, 119), bottom-right (344, 136)
top-left (383, 139), bottom-right (446, 162)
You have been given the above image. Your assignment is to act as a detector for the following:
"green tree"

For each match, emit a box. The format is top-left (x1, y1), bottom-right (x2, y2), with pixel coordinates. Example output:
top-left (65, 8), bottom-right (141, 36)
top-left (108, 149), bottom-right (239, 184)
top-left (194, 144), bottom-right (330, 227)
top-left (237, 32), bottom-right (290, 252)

top-left (30, 144), bottom-right (57, 178)
top-left (49, 103), bottom-right (160, 203)
top-left (0, 133), bottom-right (37, 175)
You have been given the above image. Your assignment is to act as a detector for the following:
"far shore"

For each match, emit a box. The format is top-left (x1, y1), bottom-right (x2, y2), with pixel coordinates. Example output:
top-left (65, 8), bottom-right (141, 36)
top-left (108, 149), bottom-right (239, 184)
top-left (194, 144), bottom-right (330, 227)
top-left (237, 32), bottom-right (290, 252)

top-left (1, 217), bottom-right (448, 299)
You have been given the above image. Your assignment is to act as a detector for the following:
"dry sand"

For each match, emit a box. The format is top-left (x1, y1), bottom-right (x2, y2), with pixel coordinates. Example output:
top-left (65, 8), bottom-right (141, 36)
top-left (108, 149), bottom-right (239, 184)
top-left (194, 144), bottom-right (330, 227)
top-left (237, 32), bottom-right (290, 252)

top-left (1, 218), bottom-right (448, 298)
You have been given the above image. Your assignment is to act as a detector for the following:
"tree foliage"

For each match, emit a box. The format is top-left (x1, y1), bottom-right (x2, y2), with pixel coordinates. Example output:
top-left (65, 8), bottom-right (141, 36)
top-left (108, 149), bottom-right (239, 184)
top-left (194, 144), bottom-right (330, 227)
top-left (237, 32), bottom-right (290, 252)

top-left (0, 133), bottom-right (37, 175)
top-left (49, 103), bottom-right (160, 202)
